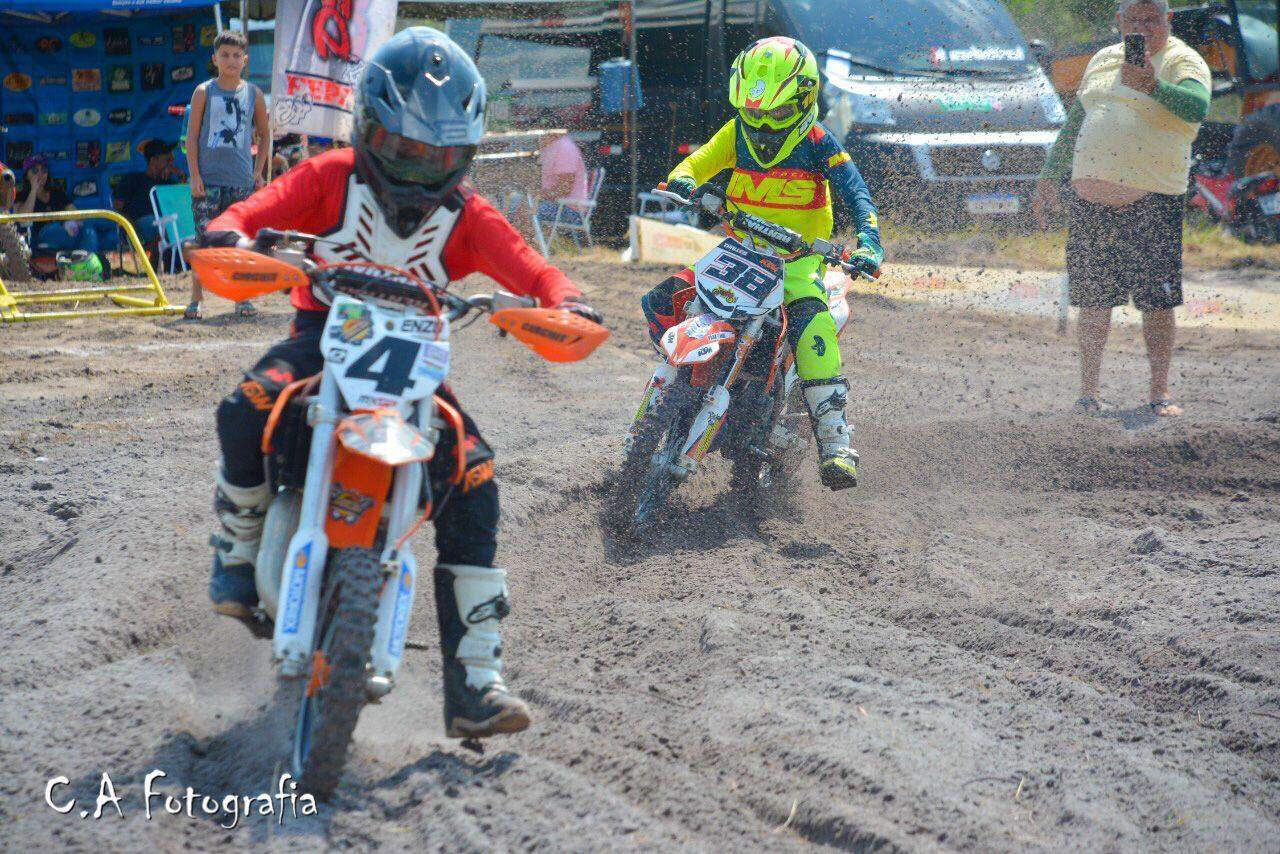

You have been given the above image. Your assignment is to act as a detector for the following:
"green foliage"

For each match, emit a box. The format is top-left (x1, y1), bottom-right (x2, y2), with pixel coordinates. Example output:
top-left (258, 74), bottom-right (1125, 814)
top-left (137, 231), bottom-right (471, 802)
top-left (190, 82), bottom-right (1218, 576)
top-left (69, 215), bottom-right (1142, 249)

top-left (1007, 0), bottom-right (1118, 50)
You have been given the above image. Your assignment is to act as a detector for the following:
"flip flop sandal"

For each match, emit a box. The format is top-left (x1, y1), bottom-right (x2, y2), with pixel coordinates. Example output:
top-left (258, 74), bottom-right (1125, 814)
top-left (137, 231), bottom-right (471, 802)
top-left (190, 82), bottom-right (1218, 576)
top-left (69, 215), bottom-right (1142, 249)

top-left (234, 301), bottom-right (258, 318)
top-left (1149, 399), bottom-right (1183, 417)
top-left (183, 301), bottom-right (202, 320)
top-left (1074, 396), bottom-right (1101, 414)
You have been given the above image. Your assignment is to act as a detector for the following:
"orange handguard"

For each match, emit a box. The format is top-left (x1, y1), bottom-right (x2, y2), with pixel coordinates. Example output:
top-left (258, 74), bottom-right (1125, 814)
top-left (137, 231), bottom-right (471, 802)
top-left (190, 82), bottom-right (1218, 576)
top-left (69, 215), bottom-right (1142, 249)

top-left (490, 307), bottom-right (609, 363)
top-left (188, 247), bottom-right (309, 301)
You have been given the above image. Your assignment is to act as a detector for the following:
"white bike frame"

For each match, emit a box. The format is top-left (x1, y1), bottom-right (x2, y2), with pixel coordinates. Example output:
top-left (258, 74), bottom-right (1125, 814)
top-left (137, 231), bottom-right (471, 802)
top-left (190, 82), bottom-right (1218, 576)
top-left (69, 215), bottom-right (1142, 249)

top-left (272, 301), bottom-right (441, 685)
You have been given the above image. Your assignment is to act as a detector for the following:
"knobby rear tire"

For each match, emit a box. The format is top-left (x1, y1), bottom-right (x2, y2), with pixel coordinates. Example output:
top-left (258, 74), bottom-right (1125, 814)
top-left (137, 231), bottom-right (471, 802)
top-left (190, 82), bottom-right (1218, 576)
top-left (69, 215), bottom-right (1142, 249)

top-left (730, 385), bottom-right (811, 504)
top-left (294, 545), bottom-right (381, 800)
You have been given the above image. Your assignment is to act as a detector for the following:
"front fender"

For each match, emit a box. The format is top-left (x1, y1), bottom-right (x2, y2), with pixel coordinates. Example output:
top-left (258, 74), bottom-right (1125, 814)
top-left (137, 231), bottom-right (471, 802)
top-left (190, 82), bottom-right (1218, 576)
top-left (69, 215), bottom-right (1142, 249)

top-left (661, 313), bottom-right (737, 365)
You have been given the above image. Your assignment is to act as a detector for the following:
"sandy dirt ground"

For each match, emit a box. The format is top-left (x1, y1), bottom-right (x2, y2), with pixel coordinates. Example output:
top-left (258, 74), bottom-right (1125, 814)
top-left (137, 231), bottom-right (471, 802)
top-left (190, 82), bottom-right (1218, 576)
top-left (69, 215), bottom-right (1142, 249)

top-left (1, 261), bottom-right (1278, 852)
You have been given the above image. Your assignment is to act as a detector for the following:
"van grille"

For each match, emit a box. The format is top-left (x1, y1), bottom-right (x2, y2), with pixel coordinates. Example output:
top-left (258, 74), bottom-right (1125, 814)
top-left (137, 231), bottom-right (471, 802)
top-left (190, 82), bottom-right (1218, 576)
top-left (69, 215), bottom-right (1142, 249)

top-left (929, 145), bottom-right (1048, 177)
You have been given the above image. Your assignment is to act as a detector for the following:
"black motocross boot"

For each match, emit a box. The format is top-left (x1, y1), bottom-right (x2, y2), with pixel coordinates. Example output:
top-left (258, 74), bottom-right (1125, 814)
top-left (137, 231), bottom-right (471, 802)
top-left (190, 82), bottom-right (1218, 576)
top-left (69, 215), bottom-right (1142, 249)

top-left (434, 563), bottom-right (532, 738)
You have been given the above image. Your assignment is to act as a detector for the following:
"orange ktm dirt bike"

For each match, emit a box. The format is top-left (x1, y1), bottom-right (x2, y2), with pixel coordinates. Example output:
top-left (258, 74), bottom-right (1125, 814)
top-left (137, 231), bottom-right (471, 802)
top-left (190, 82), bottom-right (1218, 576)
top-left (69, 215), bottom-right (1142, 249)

top-left (189, 231), bottom-right (607, 798)
top-left (617, 189), bottom-right (872, 535)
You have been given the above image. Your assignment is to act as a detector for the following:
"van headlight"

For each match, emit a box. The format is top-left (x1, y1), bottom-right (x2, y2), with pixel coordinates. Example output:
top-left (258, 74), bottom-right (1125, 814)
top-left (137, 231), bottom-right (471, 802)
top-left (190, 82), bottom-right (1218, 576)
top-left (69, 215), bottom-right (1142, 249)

top-left (826, 88), bottom-right (896, 138)
top-left (1042, 91), bottom-right (1066, 124)
top-left (849, 92), bottom-right (897, 127)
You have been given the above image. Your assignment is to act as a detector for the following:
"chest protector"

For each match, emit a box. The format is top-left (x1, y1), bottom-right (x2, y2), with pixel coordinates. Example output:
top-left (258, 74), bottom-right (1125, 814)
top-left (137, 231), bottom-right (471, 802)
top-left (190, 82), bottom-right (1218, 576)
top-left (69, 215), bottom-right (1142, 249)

top-left (315, 175), bottom-right (461, 286)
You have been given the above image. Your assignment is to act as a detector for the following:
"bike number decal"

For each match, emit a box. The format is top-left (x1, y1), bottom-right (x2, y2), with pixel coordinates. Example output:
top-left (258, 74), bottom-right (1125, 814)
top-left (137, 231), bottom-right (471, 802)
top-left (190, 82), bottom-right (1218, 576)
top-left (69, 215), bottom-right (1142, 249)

top-left (325, 295), bottom-right (449, 407)
top-left (700, 251), bottom-right (777, 299)
top-left (344, 336), bottom-right (420, 396)
top-left (695, 239), bottom-right (784, 314)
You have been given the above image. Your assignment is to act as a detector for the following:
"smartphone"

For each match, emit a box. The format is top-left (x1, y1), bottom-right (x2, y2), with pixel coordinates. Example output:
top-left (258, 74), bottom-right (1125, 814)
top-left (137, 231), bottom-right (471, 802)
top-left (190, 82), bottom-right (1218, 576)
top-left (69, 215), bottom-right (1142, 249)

top-left (1124, 33), bottom-right (1146, 65)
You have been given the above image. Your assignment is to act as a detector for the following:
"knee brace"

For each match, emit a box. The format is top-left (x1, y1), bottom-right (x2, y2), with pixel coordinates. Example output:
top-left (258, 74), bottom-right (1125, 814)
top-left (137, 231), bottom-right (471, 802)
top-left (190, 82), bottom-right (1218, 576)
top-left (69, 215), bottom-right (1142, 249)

top-left (216, 391), bottom-right (271, 489)
top-left (434, 478), bottom-right (499, 568)
top-left (786, 296), bottom-right (843, 381)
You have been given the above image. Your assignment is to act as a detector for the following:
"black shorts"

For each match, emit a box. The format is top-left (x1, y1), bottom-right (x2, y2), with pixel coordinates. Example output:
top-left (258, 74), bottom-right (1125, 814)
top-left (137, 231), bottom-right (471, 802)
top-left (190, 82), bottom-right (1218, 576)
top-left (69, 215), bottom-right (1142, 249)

top-left (1066, 191), bottom-right (1185, 311)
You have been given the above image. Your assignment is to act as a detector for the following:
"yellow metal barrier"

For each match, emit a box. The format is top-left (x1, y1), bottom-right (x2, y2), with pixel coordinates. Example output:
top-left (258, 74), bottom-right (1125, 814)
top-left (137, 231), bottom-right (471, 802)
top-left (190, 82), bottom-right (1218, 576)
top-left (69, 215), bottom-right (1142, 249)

top-left (0, 209), bottom-right (183, 322)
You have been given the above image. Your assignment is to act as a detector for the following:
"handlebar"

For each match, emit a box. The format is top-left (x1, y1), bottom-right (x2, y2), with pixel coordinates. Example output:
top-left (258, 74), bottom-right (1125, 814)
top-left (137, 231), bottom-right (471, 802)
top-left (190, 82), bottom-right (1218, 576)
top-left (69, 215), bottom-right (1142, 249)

top-left (651, 188), bottom-right (877, 279)
top-left (438, 289), bottom-right (537, 322)
top-left (242, 228), bottom-right (537, 320)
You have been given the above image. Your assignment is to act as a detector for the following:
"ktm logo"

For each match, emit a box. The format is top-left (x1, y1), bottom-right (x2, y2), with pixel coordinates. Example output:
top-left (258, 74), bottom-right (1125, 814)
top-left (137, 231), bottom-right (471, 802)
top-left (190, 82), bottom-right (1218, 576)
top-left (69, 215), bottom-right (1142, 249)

top-left (727, 169), bottom-right (827, 211)
top-left (238, 379), bottom-right (273, 410)
top-left (462, 459), bottom-right (495, 492)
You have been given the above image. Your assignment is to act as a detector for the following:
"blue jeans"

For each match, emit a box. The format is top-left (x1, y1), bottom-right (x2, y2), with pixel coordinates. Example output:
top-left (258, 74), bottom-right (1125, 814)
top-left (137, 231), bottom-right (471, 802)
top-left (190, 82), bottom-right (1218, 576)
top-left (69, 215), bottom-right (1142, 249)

top-left (34, 221), bottom-right (100, 254)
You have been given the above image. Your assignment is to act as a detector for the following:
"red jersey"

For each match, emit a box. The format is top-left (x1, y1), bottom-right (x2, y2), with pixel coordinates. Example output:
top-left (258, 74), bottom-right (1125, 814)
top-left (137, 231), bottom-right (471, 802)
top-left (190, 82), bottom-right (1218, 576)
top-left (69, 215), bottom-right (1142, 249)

top-left (208, 148), bottom-right (581, 312)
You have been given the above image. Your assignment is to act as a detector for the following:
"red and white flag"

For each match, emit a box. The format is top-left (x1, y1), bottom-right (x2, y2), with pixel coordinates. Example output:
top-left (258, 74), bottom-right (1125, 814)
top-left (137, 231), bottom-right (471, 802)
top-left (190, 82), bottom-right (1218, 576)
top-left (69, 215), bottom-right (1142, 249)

top-left (270, 0), bottom-right (398, 139)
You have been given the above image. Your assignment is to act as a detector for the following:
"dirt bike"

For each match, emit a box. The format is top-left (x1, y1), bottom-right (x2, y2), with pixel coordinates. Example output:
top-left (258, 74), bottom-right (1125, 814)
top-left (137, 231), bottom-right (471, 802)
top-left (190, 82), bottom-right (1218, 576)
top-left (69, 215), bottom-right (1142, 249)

top-left (189, 232), bottom-right (607, 798)
top-left (616, 189), bottom-right (871, 534)
top-left (1190, 159), bottom-right (1280, 244)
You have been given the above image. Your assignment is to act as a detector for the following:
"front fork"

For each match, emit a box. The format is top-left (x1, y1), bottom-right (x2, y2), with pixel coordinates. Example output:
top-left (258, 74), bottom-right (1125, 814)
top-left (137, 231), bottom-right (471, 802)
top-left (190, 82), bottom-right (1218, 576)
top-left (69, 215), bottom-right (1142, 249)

top-left (675, 316), bottom-right (765, 477)
top-left (272, 376), bottom-right (430, 692)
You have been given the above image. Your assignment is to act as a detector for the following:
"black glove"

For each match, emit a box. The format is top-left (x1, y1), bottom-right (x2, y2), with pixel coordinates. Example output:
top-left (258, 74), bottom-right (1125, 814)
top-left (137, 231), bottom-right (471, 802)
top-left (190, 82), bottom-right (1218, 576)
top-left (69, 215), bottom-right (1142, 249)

top-left (558, 300), bottom-right (604, 325)
top-left (665, 177), bottom-right (697, 200)
top-left (200, 229), bottom-right (245, 248)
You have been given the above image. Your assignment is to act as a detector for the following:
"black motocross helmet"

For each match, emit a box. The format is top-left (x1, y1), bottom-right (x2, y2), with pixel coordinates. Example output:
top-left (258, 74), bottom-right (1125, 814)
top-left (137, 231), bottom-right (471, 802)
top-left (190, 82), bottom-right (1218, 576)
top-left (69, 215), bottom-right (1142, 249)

top-left (352, 28), bottom-right (487, 238)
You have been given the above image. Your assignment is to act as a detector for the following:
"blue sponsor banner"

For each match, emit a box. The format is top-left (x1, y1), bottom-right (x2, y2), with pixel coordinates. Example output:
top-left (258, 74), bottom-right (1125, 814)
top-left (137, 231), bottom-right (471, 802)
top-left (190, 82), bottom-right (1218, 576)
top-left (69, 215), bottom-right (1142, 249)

top-left (0, 0), bottom-right (213, 11)
top-left (0, 8), bottom-right (215, 214)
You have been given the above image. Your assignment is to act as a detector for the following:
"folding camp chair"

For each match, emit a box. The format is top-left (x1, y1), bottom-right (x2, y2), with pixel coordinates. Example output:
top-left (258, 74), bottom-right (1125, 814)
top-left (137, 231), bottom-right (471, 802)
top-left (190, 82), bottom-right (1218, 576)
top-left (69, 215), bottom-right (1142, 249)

top-left (537, 168), bottom-right (604, 249)
top-left (151, 184), bottom-right (196, 274)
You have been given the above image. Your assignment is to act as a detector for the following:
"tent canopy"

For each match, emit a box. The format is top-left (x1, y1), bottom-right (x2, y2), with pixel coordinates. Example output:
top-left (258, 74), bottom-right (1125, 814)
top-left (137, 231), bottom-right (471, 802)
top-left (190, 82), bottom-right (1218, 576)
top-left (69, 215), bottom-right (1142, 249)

top-left (0, 0), bottom-right (216, 21)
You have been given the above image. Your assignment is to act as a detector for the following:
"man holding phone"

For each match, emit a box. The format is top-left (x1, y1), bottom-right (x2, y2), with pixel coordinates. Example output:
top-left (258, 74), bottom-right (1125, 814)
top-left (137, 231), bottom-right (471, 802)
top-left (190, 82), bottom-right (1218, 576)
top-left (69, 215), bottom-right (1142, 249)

top-left (1034, 0), bottom-right (1211, 417)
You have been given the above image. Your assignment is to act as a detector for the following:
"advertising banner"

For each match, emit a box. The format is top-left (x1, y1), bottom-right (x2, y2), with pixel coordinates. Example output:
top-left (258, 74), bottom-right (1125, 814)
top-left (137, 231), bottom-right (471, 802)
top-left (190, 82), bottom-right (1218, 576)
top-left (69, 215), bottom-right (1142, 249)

top-left (1, 0), bottom-right (212, 10)
top-left (270, 0), bottom-right (399, 140)
top-left (0, 9), bottom-right (214, 213)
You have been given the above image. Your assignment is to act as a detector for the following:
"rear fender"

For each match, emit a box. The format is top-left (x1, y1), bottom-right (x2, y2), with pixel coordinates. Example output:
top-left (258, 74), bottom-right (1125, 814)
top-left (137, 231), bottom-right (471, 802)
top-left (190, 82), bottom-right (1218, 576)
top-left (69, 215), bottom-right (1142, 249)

top-left (661, 313), bottom-right (737, 366)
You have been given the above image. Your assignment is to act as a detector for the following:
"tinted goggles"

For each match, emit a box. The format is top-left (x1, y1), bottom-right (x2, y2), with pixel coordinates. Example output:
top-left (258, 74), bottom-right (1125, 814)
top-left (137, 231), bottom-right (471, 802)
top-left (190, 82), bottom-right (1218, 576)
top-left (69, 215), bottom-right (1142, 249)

top-left (740, 101), bottom-right (800, 128)
top-left (362, 125), bottom-right (476, 187)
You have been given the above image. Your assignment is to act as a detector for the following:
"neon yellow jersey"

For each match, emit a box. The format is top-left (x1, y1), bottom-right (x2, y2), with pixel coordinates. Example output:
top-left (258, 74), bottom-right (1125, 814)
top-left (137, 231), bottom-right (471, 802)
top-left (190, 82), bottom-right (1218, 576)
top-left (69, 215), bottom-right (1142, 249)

top-left (667, 118), bottom-right (881, 254)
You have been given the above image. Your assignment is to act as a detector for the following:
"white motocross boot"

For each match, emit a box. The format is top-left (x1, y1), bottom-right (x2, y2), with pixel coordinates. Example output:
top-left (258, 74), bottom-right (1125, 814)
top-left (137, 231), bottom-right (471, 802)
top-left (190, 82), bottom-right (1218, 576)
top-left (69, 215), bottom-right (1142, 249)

top-left (802, 377), bottom-right (860, 491)
top-left (208, 470), bottom-right (270, 621)
top-left (435, 564), bottom-right (532, 739)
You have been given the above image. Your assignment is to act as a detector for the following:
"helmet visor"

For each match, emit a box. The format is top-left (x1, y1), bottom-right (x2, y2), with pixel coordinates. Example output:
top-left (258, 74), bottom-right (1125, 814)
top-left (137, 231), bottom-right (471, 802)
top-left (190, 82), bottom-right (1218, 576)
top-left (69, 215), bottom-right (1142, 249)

top-left (361, 124), bottom-right (476, 188)
top-left (740, 101), bottom-right (800, 129)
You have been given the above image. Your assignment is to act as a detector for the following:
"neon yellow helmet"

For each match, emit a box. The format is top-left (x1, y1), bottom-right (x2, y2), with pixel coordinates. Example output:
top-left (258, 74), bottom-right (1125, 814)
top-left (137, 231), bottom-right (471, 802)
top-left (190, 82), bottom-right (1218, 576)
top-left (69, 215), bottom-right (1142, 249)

top-left (728, 37), bottom-right (820, 168)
